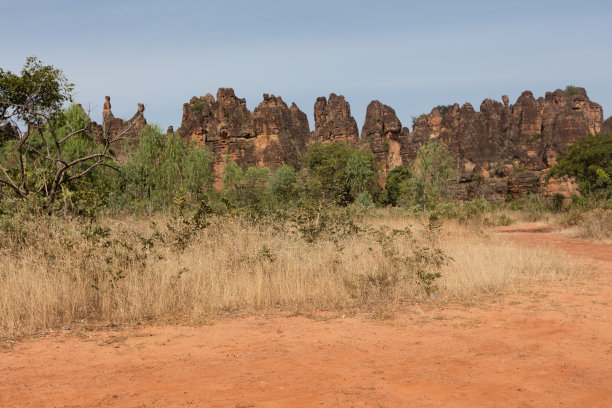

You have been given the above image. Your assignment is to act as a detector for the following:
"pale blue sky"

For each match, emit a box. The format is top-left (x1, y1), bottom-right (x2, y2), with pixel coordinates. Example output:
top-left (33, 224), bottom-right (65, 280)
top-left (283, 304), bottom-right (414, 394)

top-left (2, 0), bottom-right (611, 131)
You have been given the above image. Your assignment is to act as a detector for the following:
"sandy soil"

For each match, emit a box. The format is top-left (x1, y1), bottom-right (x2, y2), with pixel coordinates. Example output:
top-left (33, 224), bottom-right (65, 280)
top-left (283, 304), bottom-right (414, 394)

top-left (1, 224), bottom-right (611, 407)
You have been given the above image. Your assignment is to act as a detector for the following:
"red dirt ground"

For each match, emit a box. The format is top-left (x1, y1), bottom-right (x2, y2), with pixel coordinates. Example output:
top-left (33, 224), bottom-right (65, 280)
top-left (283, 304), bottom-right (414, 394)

top-left (1, 225), bottom-right (611, 407)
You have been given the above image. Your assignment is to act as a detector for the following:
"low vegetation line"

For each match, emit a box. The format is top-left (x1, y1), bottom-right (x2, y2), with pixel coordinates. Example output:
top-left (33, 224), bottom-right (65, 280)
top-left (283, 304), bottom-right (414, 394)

top-left (0, 210), bottom-right (573, 340)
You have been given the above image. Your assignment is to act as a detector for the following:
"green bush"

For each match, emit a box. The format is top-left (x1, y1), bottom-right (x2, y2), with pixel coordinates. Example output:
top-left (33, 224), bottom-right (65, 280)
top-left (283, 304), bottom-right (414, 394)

top-left (189, 99), bottom-right (208, 115)
top-left (436, 105), bottom-right (449, 116)
top-left (119, 126), bottom-right (214, 213)
top-left (267, 165), bottom-right (298, 204)
top-left (564, 85), bottom-right (578, 96)
top-left (222, 159), bottom-right (272, 216)
top-left (184, 142), bottom-right (215, 201)
top-left (303, 142), bottom-right (380, 205)
top-left (354, 191), bottom-right (374, 207)
top-left (405, 140), bottom-right (458, 210)
top-left (548, 133), bottom-right (612, 197)
top-left (506, 193), bottom-right (544, 210)
top-left (384, 166), bottom-right (412, 206)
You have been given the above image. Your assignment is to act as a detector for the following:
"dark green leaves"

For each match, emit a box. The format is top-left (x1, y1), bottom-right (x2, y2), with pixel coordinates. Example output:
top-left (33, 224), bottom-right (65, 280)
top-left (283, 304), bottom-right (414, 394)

top-left (548, 134), bottom-right (612, 196)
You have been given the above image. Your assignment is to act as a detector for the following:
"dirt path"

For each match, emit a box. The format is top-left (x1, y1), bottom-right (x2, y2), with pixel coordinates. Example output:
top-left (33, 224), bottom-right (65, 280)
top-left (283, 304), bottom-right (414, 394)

top-left (1, 225), bottom-right (611, 407)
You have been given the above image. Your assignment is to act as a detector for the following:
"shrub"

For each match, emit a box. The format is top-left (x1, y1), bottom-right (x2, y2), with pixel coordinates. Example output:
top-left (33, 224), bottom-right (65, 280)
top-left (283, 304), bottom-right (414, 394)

top-left (120, 126), bottom-right (214, 213)
top-left (354, 191), bottom-right (374, 207)
top-left (303, 142), bottom-right (380, 205)
top-left (548, 133), bottom-right (612, 197)
top-left (384, 166), bottom-right (412, 206)
top-left (189, 99), bottom-right (208, 115)
top-left (551, 193), bottom-right (565, 212)
top-left (267, 165), bottom-right (298, 204)
top-left (406, 140), bottom-right (458, 210)
top-left (222, 159), bottom-right (272, 216)
top-left (564, 85), bottom-right (578, 96)
top-left (436, 105), bottom-right (449, 116)
top-left (184, 142), bottom-right (215, 201)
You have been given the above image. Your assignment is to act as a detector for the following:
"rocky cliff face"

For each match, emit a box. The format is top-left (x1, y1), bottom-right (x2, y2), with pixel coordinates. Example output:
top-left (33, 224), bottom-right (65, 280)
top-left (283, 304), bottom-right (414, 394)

top-left (360, 101), bottom-right (418, 183)
top-left (177, 88), bottom-right (309, 184)
top-left (94, 96), bottom-right (148, 159)
top-left (603, 115), bottom-right (612, 135)
top-left (309, 93), bottom-right (359, 144)
top-left (408, 87), bottom-right (604, 201)
top-left (119, 86), bottom-right (606, 200)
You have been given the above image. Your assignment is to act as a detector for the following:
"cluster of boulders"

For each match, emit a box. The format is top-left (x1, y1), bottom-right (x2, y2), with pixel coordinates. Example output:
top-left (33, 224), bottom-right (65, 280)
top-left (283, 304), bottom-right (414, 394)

top-left (102, 86), bottom-right (610, 201)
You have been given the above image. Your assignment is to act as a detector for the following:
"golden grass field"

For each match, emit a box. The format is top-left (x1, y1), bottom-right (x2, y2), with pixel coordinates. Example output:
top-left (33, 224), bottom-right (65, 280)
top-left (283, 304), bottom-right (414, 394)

top-left (0, 209), bottom-right (577, 340)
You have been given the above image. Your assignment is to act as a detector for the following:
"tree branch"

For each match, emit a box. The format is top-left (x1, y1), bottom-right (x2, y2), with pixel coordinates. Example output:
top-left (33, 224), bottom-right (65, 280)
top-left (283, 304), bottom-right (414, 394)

top-left (0, 168), bottom-right (26, 198)
top-left (64, 159), bottom-right (117, 183)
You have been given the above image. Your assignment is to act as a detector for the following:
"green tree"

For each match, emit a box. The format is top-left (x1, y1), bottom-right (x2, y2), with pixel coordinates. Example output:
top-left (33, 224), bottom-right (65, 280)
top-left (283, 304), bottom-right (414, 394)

top-left (121, 126), bottom-right (214, 212)
top-left (408, 141), bottom-right (458, 209)
top-left (564, 85), bottom-right (578, 96)
top-left (222, 159), bottom-right (243, 193)
top-left (184, 142), bottom-right (215, 201)
top-left (303, 142), bottom-right (379, 204)
top-left (221, 159), bottom-right (271, 214)
top-left (548, 133), bottom-right (612, 196)
top-left (384, 166), bottom-right (412, 206)
top-left (0, 56), bottom-right (73, 124)
top-left (267, 165), bottom-right (298, 204)
top-left (345, 152), bottom-right (377, 197)
top-left (0, 58), bottom-right (127, 205)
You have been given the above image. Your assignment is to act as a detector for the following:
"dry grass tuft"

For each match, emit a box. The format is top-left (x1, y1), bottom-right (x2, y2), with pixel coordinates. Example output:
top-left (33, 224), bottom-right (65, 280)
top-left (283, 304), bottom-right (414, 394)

top-left (558, 208), bottom-right (612, 240)
top-left (0, 210), bottom-right (574, 339)
top-left (439, 221), bottom-right (573, 299)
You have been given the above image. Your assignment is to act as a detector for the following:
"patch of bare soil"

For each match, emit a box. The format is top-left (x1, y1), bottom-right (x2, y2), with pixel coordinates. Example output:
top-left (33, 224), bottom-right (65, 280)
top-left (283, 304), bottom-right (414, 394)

top-left (1, 224), bottom-right (611, 408)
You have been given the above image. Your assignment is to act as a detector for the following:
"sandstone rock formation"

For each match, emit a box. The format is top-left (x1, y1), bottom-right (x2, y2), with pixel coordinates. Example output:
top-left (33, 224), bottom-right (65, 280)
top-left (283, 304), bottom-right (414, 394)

top-left (408, 88), bottom-right (604, 201)
top-left (94, 96), bottom-right (148, 158)
top-left (123, 85), bottom-right (606, 200)
top-left (360, 100), bottom-right (416, 182)
top-left (603, 115), bottom-right (612, 135)
top-left (309, 93), bottom-right (359, 144)
top-left (101, 97), bottom-right (147, 139)
top-left (177, 89), bottom-right (309, 184)
top-left (102, 96), bottom-right (112, 122)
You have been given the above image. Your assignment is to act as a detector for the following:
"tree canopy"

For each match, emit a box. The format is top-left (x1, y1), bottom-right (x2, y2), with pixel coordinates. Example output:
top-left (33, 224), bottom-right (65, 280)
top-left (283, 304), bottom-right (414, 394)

top-left (302, 142), bottom-right (379, 205)
top-left (0, 57), bottom-right (125, 205)
top-left (548, 133), bottom-right (612, 196)
top-left (0, 56), bottom-right (73, 126)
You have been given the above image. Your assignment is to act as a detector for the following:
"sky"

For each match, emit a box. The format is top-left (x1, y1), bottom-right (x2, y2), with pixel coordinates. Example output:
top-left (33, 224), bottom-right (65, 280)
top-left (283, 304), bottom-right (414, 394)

top-left (2, 0), bottom-right (611, 131)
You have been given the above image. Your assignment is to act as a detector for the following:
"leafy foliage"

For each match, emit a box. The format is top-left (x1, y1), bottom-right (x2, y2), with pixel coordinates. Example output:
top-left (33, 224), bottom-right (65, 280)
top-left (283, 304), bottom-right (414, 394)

top-left (120, 126), bottom-right (215, 212)
top-left (267, 164), bottom-right (298, 204)
top-left (384, 166), bottom-right (412, 206)
top-left (189, 99), bottom-right (208, 115)
top-left (0, 104), bottom-right (113, 209)
top-left (0, 58), bottom-right (122, 207)
top-left (548, 133), bottom-right (612, 196)
top-left (303, 142), bottom-right (379, 205)
top-left (564, 85), bottom-right (578, 96)
top-left (227, 164), bottom-right (272, 215)
top-left (406, 141), bottom-right (458, 209)
top-left (0, 56), bottom-right (73, 124)
top-left (436, 105), bottom-right (449, 116)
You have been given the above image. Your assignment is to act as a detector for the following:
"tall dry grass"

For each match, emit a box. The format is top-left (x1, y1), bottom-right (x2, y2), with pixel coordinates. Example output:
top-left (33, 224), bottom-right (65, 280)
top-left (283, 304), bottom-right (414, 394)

top-left (557, 208), bottom-right (612, 240)
top-left (0, 210), bottom-right (573, 339)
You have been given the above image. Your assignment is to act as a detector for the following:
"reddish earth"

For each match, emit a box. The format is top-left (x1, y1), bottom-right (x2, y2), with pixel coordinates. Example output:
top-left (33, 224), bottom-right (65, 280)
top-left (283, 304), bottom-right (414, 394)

top-left (1, 225), bottom-right (611, 407)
